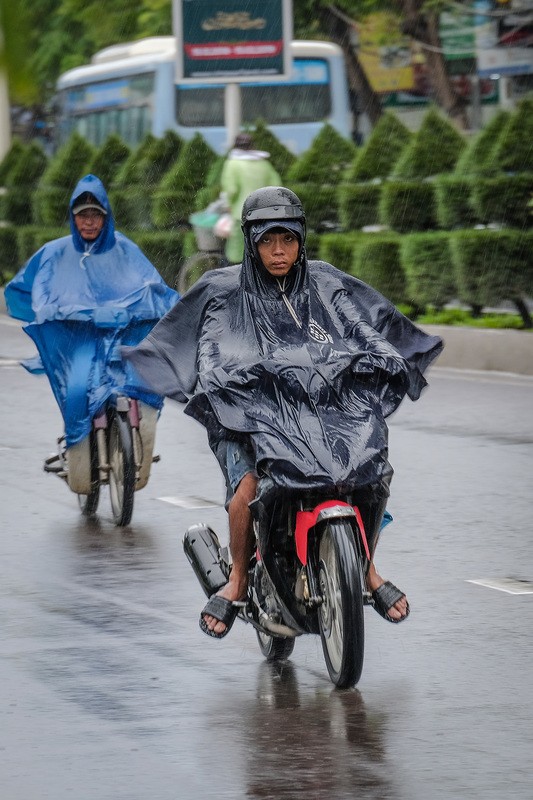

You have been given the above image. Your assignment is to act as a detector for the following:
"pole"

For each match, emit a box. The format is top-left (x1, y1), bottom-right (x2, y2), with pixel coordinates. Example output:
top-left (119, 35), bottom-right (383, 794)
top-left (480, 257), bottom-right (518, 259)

top-left (224, 83), bottom-right (241, 151)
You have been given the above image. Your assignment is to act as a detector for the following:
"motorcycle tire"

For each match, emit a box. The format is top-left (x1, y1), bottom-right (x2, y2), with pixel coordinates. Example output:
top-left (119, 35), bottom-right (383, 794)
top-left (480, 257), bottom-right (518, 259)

top-left (108, 411), bottom-right (135, 527)
top-left (317, 521), bottom-right (365, 688)
top-left (256, 628), bottom-right (295, 662)
top-left (78, 431), bottom-right (100, 517)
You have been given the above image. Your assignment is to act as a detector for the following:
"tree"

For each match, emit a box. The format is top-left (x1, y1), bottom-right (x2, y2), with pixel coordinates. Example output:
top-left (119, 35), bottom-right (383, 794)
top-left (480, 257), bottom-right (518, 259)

top-left (0, 0), bottom-right (35, 159)
top-left (295, 1), bottom-right (470, 130)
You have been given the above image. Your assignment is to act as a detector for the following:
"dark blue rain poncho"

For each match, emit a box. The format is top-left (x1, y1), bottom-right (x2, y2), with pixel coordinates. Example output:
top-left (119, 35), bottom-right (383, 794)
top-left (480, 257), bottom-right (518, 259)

top-left (124, 234), bottom-right (443, 494)
top-left (5, 174), bottom-right (179, 446)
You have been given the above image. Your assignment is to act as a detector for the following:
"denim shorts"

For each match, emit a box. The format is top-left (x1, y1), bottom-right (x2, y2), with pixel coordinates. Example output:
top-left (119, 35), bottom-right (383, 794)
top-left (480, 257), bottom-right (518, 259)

top-left (216, 438), bottom-right (257, 506)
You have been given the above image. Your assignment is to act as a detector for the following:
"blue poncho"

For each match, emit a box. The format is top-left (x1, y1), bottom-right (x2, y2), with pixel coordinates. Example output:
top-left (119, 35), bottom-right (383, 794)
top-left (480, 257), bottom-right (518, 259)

top-left (5, 174), bottom-right (179, 446)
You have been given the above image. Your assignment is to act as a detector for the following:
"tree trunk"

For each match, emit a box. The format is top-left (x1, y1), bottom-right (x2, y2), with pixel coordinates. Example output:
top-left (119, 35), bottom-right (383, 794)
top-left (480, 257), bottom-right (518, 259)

top-left (513, 297), bottom-right (533, 329)
top-left (399, 0), bottom-right (470, 130)
top-left (316, 4), bottom-right (383, 129)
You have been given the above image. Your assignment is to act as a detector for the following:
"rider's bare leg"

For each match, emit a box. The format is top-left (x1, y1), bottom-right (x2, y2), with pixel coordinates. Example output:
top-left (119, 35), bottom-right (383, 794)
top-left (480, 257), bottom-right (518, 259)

top-left (202, 472), bottom-right (257, 636)
top-left (366, 561), bottom-right (408, 621)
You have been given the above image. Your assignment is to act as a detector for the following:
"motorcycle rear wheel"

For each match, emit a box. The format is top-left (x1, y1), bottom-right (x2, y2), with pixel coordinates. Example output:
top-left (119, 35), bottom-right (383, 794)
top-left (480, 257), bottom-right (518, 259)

top-left (317, 521), bottom-right (365, 688)
top-left (108, 411), bottom-right (135, 526)
top-left (256, 629), bottom-right (295, 661)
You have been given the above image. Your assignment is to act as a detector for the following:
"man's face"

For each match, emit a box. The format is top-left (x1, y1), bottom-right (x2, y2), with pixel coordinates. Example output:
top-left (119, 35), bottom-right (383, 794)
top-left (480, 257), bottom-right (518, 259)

top-left (256, 229), bottom-right (299, 278)
top-left (74, 209), bottom-right (105, 241)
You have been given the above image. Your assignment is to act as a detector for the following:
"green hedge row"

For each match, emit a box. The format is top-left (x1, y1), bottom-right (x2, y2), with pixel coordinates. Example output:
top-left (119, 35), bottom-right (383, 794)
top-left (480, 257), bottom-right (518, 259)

top-left (318, 227), bottom-right (533, 325)
top-left (1, 225), bottom-right (531, 326)
top-left (2, 101), bottom-right (532, 235)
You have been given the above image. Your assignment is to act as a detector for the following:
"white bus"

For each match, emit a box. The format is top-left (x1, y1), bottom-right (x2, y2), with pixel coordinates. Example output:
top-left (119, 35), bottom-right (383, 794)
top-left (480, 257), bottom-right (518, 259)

top-left (55, 36), bottom-right (355, 155)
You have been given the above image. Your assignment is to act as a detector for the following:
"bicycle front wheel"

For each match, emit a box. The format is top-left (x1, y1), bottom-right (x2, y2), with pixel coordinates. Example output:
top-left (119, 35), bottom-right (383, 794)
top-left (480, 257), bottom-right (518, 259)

top-left (317, 521), bottom-right (365, 688)
top-left (176, 251), bottom-right (224, 294)
top-left (108, 412), bottom-right (135, 526)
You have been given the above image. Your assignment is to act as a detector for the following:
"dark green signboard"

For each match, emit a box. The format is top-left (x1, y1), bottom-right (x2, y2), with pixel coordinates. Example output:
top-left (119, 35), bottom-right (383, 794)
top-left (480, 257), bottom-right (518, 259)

top-left (175, 0), bottom-right (290, 80)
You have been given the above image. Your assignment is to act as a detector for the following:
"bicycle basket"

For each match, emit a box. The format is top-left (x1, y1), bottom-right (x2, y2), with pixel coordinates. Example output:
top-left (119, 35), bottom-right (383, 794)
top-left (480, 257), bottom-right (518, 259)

top-left (189, 211), bottom-right (224, 252)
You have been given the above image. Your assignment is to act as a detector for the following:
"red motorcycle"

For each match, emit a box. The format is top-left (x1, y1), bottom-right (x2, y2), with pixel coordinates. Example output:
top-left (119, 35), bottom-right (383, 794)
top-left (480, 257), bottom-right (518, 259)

top-left (184, 476), bottom-right (373, 689)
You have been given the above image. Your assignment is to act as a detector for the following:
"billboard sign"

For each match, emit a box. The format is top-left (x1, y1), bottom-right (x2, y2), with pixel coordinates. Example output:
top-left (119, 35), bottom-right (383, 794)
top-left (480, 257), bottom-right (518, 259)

top-left (173, 0), bottom-right (292, 82)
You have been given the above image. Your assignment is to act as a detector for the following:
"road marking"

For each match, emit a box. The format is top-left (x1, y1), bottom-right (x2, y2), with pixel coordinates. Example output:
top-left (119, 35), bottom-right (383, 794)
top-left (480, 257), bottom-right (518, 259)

top-left (0, 359), bottom-right (22, 367)
top-left (467, 577), bottom-right (533, 595)
top-left (158, 495), bottom-right (221, 509)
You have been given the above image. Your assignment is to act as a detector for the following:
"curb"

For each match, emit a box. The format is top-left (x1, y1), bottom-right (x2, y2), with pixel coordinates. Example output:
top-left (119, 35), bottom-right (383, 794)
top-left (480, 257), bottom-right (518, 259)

top-left (420, 324), bottom-right (533, 377)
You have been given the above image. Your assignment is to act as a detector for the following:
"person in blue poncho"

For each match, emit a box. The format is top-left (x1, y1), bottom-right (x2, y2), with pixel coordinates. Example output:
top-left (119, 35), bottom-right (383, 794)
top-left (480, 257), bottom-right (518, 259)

top-left (5, 174), bottom-right (179, 453)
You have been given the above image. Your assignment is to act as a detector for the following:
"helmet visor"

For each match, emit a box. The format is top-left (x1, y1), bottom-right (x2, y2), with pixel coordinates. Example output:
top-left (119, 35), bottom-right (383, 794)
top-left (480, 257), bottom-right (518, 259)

top-left (244, 204), bottom-right (303, 223)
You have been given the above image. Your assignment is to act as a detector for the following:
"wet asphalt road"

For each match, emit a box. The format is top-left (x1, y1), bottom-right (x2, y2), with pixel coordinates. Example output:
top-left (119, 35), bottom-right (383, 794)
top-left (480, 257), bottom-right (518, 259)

top-left (1, 315), bottom-right (533, 800)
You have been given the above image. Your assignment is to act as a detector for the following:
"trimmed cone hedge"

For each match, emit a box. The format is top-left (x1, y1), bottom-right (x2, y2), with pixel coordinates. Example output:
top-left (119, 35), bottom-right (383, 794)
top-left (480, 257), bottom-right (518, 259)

top-left (379, 181), bottom-right (436, 232)
top-left (450, 228), bottom-right (532, 310)
top-left (352, 236), bottom-right (406, 305)
top-left (87, 134), bottom-right (131, 189)
top-left (392, 107), bottom-right (466, 180)
top-left (400, 232), bottom-right (456, 309)
top-left (4, 141), bottom-right (48, 225)
top-left (111, 131), bottom-right (183, 229)
top-left (470, 173), bottom-right (533, 228)
top-left (454, 110), bottom-right (511, 177)
top-left (346, 112), bottom-right (411, 182)
top-left (338, 182), bottom-right (382, 230)
top-left (153, 133), bottom-right (218, 228)
top-left (33, 132), bottom-right (95, 226)
top-left (433, 175), bottom-right (478, 229)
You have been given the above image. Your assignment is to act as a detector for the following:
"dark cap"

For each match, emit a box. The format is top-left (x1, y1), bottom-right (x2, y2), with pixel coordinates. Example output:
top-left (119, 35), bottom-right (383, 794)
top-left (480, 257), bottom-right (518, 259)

top-left (234, 133), bottom-right (253, 150)
top-left (251, 220), bottom-right (304, 243)
top-left (72, 193), bottom-right (107, 215)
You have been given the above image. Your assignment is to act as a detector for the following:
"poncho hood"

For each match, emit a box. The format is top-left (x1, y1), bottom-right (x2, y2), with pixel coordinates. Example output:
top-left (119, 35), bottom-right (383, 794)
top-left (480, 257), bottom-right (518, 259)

top-left (69, 174), bottom-right (115, 254)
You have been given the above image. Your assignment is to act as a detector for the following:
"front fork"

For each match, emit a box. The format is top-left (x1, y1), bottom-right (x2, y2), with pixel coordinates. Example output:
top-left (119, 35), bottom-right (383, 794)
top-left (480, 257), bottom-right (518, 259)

top-left (93, 396), bottom-right (142, 485)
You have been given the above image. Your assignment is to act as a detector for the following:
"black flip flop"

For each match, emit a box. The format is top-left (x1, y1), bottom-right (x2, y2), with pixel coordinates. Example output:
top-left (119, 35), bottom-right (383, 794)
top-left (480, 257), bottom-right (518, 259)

top-left (199, 594), bottom-right (244, 639)
top-left (371, 581), bottom-right (410, 624)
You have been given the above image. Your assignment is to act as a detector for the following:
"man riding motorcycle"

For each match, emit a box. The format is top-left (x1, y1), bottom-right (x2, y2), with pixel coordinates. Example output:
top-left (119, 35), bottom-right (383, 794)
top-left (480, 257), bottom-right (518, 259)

top-left (124, 186), bottom-right (443, 638)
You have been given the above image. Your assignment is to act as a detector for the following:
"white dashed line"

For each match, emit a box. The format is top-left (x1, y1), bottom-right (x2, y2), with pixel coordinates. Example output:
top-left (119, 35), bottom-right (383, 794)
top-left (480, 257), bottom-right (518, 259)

top-left (158, 495), bottom-right (221, 509)
top-left (467, 577), bottom-right (533, 595)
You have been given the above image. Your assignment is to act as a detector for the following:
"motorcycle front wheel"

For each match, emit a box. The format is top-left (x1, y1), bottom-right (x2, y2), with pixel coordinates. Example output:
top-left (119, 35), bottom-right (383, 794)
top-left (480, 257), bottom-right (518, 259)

top-left (317, 521), bottom-right (365, 688)
top-left (256, 628), bottom-right (295, 662)
top-left (108, 411), bottom-right (135, 526)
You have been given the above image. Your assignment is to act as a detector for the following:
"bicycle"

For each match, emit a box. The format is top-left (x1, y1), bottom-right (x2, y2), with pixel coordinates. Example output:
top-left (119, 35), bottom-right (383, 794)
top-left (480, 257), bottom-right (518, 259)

top-left (176, 209), bottom-right (229, 294)
top-left (45, 395), bottom-right (159, 527)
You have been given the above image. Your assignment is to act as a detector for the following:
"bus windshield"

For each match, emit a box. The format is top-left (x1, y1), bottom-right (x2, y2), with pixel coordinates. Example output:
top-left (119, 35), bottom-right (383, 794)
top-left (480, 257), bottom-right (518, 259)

top-left (58, 73), bottom-right (155, 147)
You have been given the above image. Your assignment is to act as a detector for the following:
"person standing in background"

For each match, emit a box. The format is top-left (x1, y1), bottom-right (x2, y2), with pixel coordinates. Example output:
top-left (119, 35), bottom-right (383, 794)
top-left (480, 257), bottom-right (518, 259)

top-left (220, 133), bottom-right (281, 264)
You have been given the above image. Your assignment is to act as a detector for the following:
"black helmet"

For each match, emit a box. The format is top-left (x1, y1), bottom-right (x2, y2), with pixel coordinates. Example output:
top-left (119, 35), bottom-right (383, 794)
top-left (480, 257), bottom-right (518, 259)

top-left (241, 186), bottom-right (305, 229)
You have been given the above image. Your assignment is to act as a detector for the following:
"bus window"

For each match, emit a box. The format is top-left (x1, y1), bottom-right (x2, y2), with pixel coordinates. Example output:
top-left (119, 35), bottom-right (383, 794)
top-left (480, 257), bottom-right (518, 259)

top-left (176, 86), bottom-right (225, 127)
top-left (241, 83), bottom-right (330, 125)
top-left (175, 58), bottom-right (331, 129)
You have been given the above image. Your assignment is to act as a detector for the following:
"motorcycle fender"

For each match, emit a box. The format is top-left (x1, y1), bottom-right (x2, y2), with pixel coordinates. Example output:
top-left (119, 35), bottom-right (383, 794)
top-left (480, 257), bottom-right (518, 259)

top-left (135, 401), bottom-right (158, 490)
top-left (294, 501), bottom-right (370, 565)
top-left (66, 435), bottom-right (92, 495)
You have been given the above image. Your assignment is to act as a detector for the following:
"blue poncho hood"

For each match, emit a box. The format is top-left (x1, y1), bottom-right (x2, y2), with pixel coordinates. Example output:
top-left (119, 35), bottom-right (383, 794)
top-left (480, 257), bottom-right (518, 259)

top-left (69, 174), bottom-right (115, 254)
